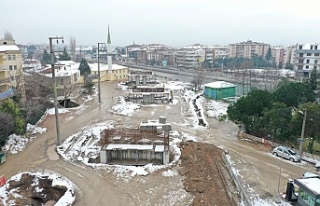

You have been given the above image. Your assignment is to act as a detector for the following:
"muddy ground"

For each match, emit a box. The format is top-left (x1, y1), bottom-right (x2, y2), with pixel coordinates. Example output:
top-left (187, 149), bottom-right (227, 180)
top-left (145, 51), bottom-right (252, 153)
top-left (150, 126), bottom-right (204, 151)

top-left (179, 142), bottom-right (239, 206)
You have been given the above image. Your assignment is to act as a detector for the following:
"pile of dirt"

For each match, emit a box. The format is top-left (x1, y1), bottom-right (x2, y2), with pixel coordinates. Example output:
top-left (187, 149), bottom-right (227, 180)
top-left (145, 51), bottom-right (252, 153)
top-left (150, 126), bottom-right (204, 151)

top-left (6, 173), bottom-right (67, 206)
top-left (179, 142), bottom-right (239, 206)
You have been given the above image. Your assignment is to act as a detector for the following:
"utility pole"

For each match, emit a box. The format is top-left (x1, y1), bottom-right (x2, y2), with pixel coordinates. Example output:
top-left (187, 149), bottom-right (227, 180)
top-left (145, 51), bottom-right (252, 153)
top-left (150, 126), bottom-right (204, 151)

top-left (49, 36), bottom-right (64, 146)
top-left (97, 43), bottom-right (106, 104)
top-left (299, 109), bottom-right (307, 157)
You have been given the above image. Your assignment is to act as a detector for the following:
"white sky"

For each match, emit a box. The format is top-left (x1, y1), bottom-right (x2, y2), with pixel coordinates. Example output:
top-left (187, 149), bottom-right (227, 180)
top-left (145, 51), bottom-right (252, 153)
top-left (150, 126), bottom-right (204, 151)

top-left (2, 0), bottom-right (320, 47)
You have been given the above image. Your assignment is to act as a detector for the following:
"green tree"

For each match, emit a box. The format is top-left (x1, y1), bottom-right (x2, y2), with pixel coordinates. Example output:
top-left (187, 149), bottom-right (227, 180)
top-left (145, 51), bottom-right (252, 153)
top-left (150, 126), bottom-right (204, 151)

top-left (263, 102), bottom-right (292, 141)
top-left (41, 50), bottom-right (50, 65)
top-left (59, 47), bottom-right (71, 61)
top-left (0, 112), bottom-right (14, 149)
top-left (265, 47), bottom-right (272, 63)
top-left (41, 49), bottom-right (57, 66)
top-left (227, 90), bottom-right (273, 134)
top-left (292, 102), bottom-right (320, 153)
top-left (273, 82), bottom-right (315, 107)
top-left (0, 99), bottom-right (25, 135)
top-left (306, 68), bottom-right (318, 91)
top-left (78, 58), bottom-right (91, 83)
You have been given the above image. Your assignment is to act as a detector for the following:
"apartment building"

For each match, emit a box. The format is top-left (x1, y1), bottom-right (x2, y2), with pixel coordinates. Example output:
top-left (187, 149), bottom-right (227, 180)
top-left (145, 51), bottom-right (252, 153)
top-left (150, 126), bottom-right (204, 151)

top-left (271, 46), bottom-right (296, 68)
top-left (0, 39), bottom-right (24, 101)
top-left (175, 49), bottom-right (214, 70)
top-left (294, 43), bottom-right (320, 78)
top-left (228, 40), bottom-right (270, 59)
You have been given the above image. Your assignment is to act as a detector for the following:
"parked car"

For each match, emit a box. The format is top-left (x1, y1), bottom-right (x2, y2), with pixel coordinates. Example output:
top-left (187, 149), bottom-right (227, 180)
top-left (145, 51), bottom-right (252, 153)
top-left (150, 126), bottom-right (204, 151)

top-left (302, 172), bottom-right (319, 178)
top-left (272, 146), bottom-right (301, 162)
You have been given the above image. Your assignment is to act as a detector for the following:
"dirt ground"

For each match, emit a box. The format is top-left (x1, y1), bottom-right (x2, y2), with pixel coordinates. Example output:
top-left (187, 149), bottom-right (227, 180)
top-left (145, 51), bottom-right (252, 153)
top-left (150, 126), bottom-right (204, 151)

top-left (179, 142), bottom-right (239, 206)
top-left (1, 81), bottom-right (317, 206)
top-left (5, 173), bottom-right (67, 206)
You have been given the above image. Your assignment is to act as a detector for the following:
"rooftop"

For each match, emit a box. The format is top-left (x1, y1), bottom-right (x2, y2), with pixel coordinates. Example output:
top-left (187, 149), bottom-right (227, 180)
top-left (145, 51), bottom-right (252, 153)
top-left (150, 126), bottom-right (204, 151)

top-left (0, 45), bottom-right (20, 52)
top-left (204, 81), bottom-right (236, 89)
top-left (294, 178), bottom-right (320, 195)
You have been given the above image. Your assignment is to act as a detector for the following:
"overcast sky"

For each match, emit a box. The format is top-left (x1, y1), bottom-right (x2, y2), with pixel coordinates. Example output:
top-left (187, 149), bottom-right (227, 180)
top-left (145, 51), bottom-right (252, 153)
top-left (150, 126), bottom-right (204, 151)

top-left (2, 0), bottom-right (320, 47)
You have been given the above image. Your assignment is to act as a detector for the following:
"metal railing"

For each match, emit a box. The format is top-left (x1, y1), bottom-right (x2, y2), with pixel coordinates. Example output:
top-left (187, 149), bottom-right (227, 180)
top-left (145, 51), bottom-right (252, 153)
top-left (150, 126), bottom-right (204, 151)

top-left (222, 152), bottom-right (252, 206)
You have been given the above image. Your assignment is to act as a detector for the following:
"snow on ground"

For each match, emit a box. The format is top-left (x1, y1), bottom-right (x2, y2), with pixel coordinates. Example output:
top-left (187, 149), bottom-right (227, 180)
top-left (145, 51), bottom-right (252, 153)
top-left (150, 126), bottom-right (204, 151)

top-left (2, 124), bottom-right (47, 154)
top-left (162, 169), bottom-right (178, 177)
top-left (57, 121), bottom-right (114, 163)
top-left (57, 117), bottom-right (187, 180)
top-left (46, 108), bottom-right (70, 115)
top-left (164, 81), bottom-right (191, 91)
top-left (110, 96), bottom-right (141, 116)
top-left (0, 171), bottom-right (76, 206)
top-left (26, 123), bottom-right (47, 134)
top-left (200, 98), bottom-right (229, 119)
top-left (1, 134), bottom-right (28, 154)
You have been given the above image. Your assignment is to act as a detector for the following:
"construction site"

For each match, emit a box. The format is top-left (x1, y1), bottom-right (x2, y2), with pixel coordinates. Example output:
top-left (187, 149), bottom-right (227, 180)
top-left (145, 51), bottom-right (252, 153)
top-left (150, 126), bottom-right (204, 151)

top-left (124, 70), bottom-right (173, 104)
top-left (99, 117), bottom-right (171, 165)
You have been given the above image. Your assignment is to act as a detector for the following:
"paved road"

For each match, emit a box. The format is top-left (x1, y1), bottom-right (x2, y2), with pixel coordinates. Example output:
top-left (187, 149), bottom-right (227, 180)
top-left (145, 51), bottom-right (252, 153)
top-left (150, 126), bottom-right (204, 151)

top-left (0, 81), bottom-right (315, 205)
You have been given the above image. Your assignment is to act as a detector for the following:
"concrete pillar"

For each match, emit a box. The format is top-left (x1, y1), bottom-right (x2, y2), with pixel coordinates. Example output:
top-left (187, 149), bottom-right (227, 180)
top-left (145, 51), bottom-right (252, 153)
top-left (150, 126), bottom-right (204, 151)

top-left (100, 150), bottom-right (107, 164)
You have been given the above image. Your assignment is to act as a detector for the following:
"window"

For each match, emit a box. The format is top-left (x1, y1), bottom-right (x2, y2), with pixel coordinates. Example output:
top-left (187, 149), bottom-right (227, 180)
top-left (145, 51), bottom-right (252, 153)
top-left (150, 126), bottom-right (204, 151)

top-left (299, 53), bottom-right (304, 57)
top-left (299, 45), bottom-right (303, 49)
top-left (314, 66), bottom-right (317, 70)
top-left (315, 46), bottom-right (318, 50)
top-left (299, 60), bottom-right (303, 64)
top-left (307, 59), bottom-right (310, 63)
top-left (12, 55), bottom-right (16, 60)
top-left (306, 65), bottom-right (309, 69)
top-left (7, 55), bottom-right (11, 60)
top-left (298, 65), bottom-right (303, 70)
top-left (315, 53), bottom-right (320, 56)
top-left (9, 65), bottom-right (13, 70)
top-left (307, 53), bottom-right (311, 56)
top-left (14, 65), bottom-right (17, 70)
top-left (315, 60), bottom-right (318, 64)
top-left (311, 46), bottom-right (313, 50)
top-left (60, 79), bottom-right (63, 85)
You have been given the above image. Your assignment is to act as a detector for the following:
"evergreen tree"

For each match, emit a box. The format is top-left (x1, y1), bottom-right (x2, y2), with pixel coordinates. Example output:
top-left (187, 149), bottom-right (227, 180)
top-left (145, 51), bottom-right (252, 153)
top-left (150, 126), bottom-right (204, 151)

top-left (59, 47), bottom-right (71, 61)
top-left (0, 99), bottom-right (25, 135)
top-left (265, 47), bottom-right (272, 62)
top-left (41, 50), bottom-right (51, 65)
top-left (78, 58), bottom-right (91, 83)
top-left (41, 49), bottom-right (57, 65)
top-left (306, 68), bottom-right (318, 91)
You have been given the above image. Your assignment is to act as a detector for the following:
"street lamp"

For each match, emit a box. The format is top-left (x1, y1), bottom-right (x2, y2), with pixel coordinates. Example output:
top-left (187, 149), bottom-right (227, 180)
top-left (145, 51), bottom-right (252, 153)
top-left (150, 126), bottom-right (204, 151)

top-left (49, 36), bottom-right (64, 146)
top-left (97, 43), bottom-right (106, 104)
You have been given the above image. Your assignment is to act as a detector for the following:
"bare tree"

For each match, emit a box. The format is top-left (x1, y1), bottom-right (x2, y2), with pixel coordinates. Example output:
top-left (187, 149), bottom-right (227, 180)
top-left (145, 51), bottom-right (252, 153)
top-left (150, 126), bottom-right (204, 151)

top-left (4, 31), bottom-right (14, 40)
top-left (192, 60), bottom-right (206, 92)
top-left (69, 37), bottom-right (76, 61)
top-left (62, 82), bottom-right (75, 108)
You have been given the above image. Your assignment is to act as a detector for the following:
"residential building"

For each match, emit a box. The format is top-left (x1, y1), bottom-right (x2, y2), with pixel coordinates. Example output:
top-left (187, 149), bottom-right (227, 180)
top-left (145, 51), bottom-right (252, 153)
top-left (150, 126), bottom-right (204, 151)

top-left (271, 46), bottom-right (296, 68)
top-left (40, 60), bottom-right (81, 98)
top-left (89, 63), bottom-right (129, 82)
top-left (175, 49), bottom-right (214, 70)
top-left (294, 43), bottom-right (320, 78)
top-left (0, 39), bottom-right (25, 101)
top-left (228, 40), bottom-right (270, 59)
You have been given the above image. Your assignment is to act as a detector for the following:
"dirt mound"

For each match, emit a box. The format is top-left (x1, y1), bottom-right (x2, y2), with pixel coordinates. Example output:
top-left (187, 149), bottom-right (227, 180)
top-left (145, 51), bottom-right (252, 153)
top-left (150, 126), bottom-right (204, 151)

top-left (179, 142), bottom-right (239, 206)
top-left (6, 173), bottom-right (67, 206)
